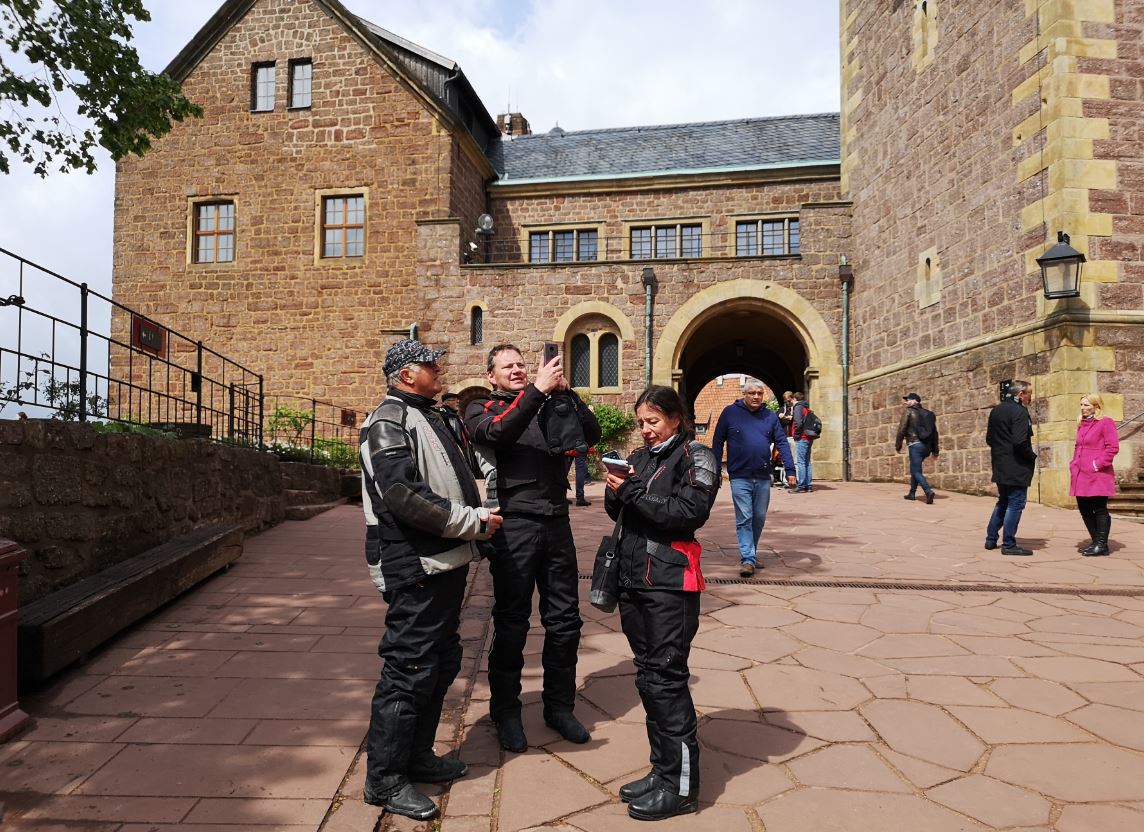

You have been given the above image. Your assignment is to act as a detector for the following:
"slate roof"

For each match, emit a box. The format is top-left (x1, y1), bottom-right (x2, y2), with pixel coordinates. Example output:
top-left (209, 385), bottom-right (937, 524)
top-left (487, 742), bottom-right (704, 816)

top-left (488, 113), bottom-right (840, 183)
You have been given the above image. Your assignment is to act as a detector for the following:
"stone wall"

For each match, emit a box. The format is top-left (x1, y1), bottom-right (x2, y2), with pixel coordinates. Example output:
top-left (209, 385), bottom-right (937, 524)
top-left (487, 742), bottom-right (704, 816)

top-left (111, 0), bottom-right (473, 413)
top-left (0, 419), bottom-right (342, 606)
top-left (841, 0), bottom-right (1144, 504)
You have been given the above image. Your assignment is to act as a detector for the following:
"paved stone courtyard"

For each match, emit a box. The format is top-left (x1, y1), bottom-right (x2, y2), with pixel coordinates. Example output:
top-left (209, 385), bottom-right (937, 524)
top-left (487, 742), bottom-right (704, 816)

top-left (3, 481), bottom-right (1144, 831)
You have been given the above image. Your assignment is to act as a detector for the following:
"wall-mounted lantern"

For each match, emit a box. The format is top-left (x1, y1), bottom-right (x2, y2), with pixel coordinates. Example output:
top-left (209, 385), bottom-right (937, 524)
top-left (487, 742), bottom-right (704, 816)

top-left (1036, 231), bottom-right (1085, 299)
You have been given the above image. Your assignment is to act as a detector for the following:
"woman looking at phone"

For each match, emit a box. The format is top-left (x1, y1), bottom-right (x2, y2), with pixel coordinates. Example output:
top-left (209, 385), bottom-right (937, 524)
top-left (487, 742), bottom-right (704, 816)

top-left (603, 385), bottom-right (719, 821)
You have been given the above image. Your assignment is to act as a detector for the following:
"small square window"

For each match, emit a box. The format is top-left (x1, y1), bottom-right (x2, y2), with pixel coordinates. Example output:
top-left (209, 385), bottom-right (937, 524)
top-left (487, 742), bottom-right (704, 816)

top-left (631, 228), bottom-right (652, 259)
top-left (654, 226), bottom-right (676, 259)
top-left (736, 221), bottom-right (758, 256)
top-left (252, 62), bottom-right (275, 111)
top-left (194, 201), bottom-right (235, 263)
top-left (578, 230), bottom-right (598, 261)
top-left (681, 224), bottom-right (702, 257)
top-left (529, 232), bottom-right (550, 264)
top-left (322, 195), bottom-right (364, 258)
top-left (289, 59), bottom-right (312, 108)
top-left (554, 230), bottom-right (575, 263)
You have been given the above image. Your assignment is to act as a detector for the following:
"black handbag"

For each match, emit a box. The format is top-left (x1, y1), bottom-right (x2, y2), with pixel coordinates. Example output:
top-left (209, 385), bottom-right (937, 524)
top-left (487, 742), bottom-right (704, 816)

top-left (589, 508), bottom-right (624, 613)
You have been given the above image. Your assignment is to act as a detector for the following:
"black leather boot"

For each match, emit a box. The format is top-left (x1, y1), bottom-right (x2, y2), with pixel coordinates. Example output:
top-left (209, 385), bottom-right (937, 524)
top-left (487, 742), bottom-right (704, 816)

top-left (1082, 514), bottom-right (1110, 556)
top-left (495, 716), bottom-right (528, 752)
top-left (408, 751), bottom-right (467, 783)
top-left (1078, 506), bottom-right (1098, 551)
top-left (619, 772), bottom-right (658, 803)
top-left (363, 778), bottom-right (439, 820)
top-left (543, 709), bottom-right (590, 744)
top-left (627, 787), bottom-right (698, 821)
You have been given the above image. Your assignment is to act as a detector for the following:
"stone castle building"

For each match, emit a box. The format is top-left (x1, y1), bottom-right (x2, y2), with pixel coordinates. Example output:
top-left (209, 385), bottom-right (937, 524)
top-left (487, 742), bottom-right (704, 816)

top-left (112, 0), bottom-right (1144, 506)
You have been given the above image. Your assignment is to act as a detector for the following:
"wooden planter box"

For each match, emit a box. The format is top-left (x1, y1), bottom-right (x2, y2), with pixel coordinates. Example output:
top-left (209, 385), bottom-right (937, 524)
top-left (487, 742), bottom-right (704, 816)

top-left (0, 539), bottom-right (31, 741)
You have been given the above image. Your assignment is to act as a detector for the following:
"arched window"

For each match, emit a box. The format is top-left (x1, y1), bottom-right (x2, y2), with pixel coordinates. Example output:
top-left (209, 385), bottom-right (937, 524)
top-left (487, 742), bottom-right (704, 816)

top-left (470, 307), bottom-right (483, 345)
top-left (598, 333), bottom-right (619, 387)
top-left (570, 334), bottom-right (590, 388)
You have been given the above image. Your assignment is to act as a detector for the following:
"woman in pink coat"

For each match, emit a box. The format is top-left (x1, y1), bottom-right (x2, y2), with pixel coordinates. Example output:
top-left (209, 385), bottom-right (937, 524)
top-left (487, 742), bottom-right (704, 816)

top-left (1069, 393), bottom-right (1119, 556)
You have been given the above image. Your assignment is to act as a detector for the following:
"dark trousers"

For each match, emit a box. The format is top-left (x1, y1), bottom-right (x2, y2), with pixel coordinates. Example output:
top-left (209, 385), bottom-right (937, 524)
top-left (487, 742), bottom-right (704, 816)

top-left (986, 484), bottom-right (1027, 549)
top-left (366, 565), bottom-right (468, 789)
top-left (907, 442), bottom-right (933, 496)
top-left (487, 514), bottom-right (582, 721)
top-left (575, 455), bottom-right (589, 500)
top-left (620, 588), bottom-right (701, 798)
top-left (1076, 495), bottom-right (1111, 541)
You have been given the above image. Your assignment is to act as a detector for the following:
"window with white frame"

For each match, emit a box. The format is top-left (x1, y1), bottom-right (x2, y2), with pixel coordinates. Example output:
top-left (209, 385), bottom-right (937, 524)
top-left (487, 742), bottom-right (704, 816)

top-left (735, 217), bottom-right (800, 257)
top-left (629, 222), bottom-right (703, 259)
top-left (289, 59), bottom-right (312, 108)
top-left (322, 195), bottom-right (364, 258)
top-left (528, 228), bottom-right (599, 263)
top-left (251, 62), bottom-right (276, 111)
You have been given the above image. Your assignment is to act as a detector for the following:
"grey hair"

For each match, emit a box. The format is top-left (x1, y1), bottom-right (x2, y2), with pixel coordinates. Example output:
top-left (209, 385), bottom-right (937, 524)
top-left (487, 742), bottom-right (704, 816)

top-left (743, 377), bottom-right (766, 391)
top-left (1009, 379), bottom-right (1031, 395)
top-left (386, 363), bottom-right (417, 387)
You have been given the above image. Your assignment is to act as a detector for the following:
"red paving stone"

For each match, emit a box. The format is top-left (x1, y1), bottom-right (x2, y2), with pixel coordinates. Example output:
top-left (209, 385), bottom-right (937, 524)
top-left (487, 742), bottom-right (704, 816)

top-left (1, 482), bottom-right (1143, 831)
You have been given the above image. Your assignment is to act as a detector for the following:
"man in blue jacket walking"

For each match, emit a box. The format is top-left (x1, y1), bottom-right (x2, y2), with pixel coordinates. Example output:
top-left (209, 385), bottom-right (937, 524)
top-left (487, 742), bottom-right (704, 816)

top-left (711, 379), bottom-right (797, 576)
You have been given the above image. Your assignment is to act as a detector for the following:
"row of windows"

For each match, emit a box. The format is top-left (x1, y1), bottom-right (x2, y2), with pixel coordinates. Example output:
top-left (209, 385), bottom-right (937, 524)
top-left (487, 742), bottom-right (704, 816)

top-left (252, 59), bottom-right (312, 111)
top-left (526, 219), bottom-right (799, 263)
top-left (192, 195), bottom-right (363, 263)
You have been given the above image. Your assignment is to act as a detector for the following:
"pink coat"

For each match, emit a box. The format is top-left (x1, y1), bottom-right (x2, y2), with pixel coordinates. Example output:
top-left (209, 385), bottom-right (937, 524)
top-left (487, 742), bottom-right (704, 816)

top-left (1069, 417), bottom-right (1119, 497)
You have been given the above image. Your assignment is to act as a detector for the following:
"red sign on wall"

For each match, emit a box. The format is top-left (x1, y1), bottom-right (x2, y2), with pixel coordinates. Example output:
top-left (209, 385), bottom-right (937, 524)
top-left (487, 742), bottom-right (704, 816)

top-left (131, 315), bottom-right (166, 356)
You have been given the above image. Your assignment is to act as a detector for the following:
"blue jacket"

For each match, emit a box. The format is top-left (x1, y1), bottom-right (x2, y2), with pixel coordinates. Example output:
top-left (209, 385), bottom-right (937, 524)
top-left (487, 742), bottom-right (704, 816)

top-left (711, 399), bottom-right (795, 480)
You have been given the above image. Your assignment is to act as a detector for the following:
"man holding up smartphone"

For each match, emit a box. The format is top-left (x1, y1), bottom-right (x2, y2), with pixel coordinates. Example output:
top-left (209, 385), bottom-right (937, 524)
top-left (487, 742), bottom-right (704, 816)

top-left (463, 343), bottom-right (601, 753)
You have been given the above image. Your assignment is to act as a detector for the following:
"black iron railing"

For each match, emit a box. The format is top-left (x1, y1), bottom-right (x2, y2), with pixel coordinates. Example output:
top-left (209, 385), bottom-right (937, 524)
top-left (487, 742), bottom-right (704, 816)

top-left (0, 247), bottom-right (262, 444)
top-left (263, 395), bottom-right (368, 465)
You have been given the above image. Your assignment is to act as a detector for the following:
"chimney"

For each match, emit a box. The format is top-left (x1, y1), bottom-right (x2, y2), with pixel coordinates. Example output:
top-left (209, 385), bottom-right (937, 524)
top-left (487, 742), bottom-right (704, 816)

top-left (496, 112), bottom-right (531, 138)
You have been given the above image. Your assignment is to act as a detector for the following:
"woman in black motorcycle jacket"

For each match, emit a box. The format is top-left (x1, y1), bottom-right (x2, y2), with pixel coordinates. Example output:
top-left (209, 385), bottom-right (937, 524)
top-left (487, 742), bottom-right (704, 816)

top-left (603, 385), bottom-right (719, 821)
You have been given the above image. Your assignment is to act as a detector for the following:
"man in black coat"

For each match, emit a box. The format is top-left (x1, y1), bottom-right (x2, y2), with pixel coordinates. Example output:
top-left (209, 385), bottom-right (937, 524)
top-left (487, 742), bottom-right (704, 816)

top-left (985, 380), bottom-right (1037, 556)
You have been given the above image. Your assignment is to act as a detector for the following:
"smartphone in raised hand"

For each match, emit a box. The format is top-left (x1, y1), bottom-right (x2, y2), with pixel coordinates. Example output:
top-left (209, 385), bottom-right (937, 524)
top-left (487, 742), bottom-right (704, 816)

top-left (602, 455), bottom-right (631, 477)
top-left (543, 341), bottom-right (560, 366)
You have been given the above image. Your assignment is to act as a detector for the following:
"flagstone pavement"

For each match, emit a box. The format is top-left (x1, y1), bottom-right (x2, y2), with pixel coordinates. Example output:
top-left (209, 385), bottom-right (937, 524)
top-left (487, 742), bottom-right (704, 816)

top-left (3, 481), bottom-right (1144, 831)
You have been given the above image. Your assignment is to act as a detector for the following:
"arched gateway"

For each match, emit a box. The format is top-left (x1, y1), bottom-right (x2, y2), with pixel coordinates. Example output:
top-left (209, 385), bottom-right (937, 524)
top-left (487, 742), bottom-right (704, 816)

top-left (653, 279), bottom-right (844, 481)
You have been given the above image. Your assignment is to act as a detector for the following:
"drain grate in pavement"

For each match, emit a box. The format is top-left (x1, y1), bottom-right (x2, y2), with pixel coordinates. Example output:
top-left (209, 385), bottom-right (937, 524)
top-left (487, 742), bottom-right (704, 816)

top-left (577, 574), bottom-right (1144, 597)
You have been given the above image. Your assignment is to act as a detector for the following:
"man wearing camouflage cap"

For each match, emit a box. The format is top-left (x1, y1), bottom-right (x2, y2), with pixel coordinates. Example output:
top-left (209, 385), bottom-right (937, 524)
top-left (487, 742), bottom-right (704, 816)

top-left (359, 338), bottom-right (502, 821)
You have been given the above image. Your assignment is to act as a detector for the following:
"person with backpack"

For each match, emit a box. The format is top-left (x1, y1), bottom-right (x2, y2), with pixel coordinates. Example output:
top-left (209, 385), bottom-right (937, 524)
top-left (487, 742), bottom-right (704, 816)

top-left (463, 343), bottom-right (601, 754)
top-left (791, 391), bottom-right (819, 492)
top-left (895, 392), bottom-right (940, 504)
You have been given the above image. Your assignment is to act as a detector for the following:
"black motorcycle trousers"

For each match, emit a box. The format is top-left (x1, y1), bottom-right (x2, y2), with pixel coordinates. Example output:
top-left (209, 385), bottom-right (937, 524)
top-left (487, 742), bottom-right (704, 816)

top-left (366, 565), bottom-right (468, 791)
top-left (487, 513), bottom-right (582, 722)
top-left (620, 587), bottom-right (701, 797)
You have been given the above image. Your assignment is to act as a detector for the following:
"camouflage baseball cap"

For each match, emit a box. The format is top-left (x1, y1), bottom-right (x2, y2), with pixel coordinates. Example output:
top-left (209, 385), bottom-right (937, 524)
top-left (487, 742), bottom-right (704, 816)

top-left (383, 338), bottom-right (447, 377)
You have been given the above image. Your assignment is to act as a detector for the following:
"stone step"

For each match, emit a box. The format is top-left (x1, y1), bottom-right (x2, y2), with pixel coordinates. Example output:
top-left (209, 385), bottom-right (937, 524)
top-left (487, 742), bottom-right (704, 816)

top-left (284, 488), bottom-right (327, 507)
top-left (284, 499), bottom-right (347, 521)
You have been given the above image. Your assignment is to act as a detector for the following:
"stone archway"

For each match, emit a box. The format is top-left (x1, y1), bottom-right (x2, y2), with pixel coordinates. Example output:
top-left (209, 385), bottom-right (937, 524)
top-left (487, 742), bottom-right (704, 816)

top-left (653, 279), bottom-right (843, 481)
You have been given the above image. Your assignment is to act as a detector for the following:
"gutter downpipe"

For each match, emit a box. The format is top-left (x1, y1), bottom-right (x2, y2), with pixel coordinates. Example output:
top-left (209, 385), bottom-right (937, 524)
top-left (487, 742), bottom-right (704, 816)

top-left (839, 257), bottom-right (853, 481)
top-left (641, 267), bottom-right (655, 386)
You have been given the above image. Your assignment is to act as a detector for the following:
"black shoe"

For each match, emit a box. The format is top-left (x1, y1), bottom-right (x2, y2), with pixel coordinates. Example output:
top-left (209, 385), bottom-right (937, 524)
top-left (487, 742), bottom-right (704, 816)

top-left (575, 498), bottom-right (592, 506)
top-left (408, 752), bottom-right (468, 783)
top-left (495, 717), bottom-right (528, 753)
top-left (543, 709), bottom-right (590, 744)
top-left (619, 772), bottom-right (658, 803)
top-left (1081, 542), bottom-right (1110, 556)
top-left (925, 491), bottom-right (934, 505)
top-left (363, 781), bottom-right (439, 820)
top-left (984, 541), bottom-right (997, 550)
top-left (903, 494), bottom-right (916, 501)
top-left (1002, 545), bottom-right (1033, 556)
top-left (1078, 540), bottom-right (1093, 552)
top-left (627, 787), bottom-right (699, 821)
top-left (739, 562), bottom-right (755, 578)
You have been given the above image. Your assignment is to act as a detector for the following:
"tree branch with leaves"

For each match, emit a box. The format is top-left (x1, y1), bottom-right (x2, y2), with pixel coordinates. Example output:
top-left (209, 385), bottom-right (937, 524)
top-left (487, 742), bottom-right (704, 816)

top-left (0, 0), bottom-right (200, 176)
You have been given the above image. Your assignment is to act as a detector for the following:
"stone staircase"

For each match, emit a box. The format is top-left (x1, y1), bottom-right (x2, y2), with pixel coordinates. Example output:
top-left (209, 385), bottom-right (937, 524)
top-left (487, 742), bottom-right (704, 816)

top-left (1109, 470), bottom-right (1144, 520)
top-left (281, 462), bottom-right (353, 521)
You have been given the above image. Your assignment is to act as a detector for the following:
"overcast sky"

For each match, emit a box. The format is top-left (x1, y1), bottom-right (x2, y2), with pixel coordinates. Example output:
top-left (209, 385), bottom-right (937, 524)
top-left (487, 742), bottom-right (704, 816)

top-left (1, 0), bottom-right (839, 342)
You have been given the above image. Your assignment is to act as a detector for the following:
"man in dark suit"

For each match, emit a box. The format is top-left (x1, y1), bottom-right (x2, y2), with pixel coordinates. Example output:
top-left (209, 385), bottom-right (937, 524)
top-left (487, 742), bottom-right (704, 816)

top-left (985, 380), bottom-right (1037, 556)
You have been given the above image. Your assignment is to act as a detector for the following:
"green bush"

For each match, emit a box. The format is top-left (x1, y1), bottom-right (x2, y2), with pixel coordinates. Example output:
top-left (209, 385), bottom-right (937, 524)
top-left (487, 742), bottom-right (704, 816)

top-left (266, 404), bottom-right (313, 445)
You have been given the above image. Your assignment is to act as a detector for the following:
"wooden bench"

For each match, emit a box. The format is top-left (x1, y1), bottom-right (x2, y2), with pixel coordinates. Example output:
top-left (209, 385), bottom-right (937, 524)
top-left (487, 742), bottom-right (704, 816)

top-left (17, 524), bottom-right (244, 687)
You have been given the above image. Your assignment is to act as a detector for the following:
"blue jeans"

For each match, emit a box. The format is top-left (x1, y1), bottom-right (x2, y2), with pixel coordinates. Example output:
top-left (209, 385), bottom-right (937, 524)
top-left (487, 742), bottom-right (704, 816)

top-left (986, 485), bottom-right (1027, 549)
top-left (795, 440), bottom-right (812, 490)
top-left (907, 442), bottom-right (933, 496)
top-left (730, 478), bottom-right (771, 566)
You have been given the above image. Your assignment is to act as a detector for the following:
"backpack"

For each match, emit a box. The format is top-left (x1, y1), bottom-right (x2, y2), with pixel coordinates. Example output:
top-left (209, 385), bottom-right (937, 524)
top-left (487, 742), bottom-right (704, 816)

top-left (914, 407), bottom-right (936, 443)
top-left (800, 405), bottom-right (822, 439)
top-left (539, 393), bottom-right (589, 456)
